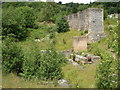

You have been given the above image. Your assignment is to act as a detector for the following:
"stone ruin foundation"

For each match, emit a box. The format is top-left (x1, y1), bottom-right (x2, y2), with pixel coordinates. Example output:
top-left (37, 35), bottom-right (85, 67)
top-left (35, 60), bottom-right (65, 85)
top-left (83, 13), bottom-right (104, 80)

top-left (66, 8), bottom-right (106, 52)
top-left (72, 36), bottom-right (88, 52)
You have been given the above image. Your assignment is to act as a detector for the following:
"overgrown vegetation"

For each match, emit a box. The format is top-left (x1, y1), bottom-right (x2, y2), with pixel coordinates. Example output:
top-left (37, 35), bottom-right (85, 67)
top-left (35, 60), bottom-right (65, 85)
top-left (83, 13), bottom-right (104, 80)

top-left (21, 47), bottom-right (66, 80)
top-left (2, 1), bottom-right (119, 88)
top-left (3, 37), bottom-right (67, 80)
top-left (88, 18), bottom-right (119, 88)
top-left (2, 37), bottom-right (24, 73)
top-left (2, 6), bottom-right (37, 40)
top-left (56, 18), bottom-right (69, 33)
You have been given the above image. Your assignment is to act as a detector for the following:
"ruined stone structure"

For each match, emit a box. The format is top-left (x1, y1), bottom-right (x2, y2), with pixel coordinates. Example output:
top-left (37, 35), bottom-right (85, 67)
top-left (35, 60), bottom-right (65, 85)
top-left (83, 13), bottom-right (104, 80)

top-left (72, 36), bottom-right (88, 52)
top-left (67, 8), bottom-right (104, 32)
top-left (66, 8), bottom-right (106, 52)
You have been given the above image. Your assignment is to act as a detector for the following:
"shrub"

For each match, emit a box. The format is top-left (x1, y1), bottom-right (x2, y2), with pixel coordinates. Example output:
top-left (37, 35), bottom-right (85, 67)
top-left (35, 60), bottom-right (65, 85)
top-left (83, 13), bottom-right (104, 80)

top-left (56, 17), bottom-right (69, 33)
top-left (21, 47), bottom-right (67, 80)
top-left (2, 37), bottom-right (25, 74)
top-left (88, 41), bottom-right (118, 88)
top-left (37, 2), bottom-right (58, 22)
top-left (96, 54), bottom-right (118, 88)
top-left (2, 6), bottom-right (36, 40)
top-left (21, 46), bottom-right (40, 80)
top-left (36, 48), bottom-right (66, 80)
top-left (15, 6), bottom-right (36, 28)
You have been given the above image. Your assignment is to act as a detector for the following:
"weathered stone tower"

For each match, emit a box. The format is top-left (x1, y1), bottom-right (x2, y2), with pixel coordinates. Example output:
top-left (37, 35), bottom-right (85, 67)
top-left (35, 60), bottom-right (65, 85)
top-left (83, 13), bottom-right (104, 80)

top-left (86, 8), bottom-right (104, 43)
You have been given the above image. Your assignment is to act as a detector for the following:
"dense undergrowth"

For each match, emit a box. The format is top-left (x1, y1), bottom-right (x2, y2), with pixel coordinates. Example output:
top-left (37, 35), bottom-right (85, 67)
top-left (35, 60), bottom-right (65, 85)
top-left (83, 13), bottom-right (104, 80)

top-left (87, 18), bottom-right (119, 88)
top-left (2, 17), bottom-right (119, 88)
top-left (2, 18), bottom-right (119, 88)
top-left (3, 37), bottom-right (67, 81)
top-left (2, 2), bottom-right (119, 88)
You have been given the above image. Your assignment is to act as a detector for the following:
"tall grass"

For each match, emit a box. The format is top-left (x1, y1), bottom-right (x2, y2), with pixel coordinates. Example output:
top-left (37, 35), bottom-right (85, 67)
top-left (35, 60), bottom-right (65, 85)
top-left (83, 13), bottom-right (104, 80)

top-left (62, 61), bottom-right (99, 88)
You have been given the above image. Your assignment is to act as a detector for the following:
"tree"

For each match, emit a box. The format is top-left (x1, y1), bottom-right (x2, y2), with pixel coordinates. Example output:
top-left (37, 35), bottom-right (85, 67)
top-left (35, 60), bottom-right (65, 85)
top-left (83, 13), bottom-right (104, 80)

top-left (56, 17), bottom-right (69, 33)
top-left (36, 48), bottom-right (66, 80)
top-left (2, 37), bottom-right (25, 74)
top-left (58, 1), bottom-right (62, 4)
top-left (21, 47), bottom-right (67, 80)
top-left (96, 18), bottom-right (119, 88)
top-left (15, 6), bottom-right (36, 28)
top-left (38, 2), bottom-right (58, 22)
top-left (2, 6), bottom-right (36, 40)
top-left (65, 2), bottom-right (79, 13)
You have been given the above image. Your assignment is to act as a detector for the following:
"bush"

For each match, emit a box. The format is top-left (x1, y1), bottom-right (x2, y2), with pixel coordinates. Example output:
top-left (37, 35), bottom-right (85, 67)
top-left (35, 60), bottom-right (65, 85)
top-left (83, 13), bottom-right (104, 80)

top-left (21, 47), bottom-right (67, 80)
top-left (89, 44), bottom-right (118, 88)
top-left (36, 48), bottom-right (66, 80)
top-left (96, 54), bottom-right (118, 88)
top-left (37, 2), bottom-right (58, 22)
top-left (56, 17), bottom-right (69, 33)
top-left (2, 37), bottom-right (25, 74)
top-left (21, 46), bottom-right (40, 80)
top-left (15, 6), bottom-right (36, 28)
top-left (2, 6), bottom-right (36, 40)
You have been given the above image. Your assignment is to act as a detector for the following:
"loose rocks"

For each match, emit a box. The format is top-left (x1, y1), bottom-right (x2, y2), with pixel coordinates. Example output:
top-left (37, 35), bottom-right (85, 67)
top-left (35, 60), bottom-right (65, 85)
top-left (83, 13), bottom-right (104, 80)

top-left (58, 79), bottom-right (69, 87)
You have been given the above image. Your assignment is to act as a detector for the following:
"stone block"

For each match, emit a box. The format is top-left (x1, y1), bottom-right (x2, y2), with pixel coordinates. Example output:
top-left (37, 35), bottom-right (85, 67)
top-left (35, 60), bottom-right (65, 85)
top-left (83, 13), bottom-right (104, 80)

top-left (72, 36), bottom-right (87, 52)
top-left (92, 56), bottom-right (101, 60)
top-left (62, 50), bottom-right (72, 58)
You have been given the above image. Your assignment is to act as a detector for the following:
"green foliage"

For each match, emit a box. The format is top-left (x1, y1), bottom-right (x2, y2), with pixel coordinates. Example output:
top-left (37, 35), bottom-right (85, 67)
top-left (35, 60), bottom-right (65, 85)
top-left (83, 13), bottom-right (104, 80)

top-left (88, 32), bottom-right (118, 88)
top-left (104, 10), bottom-right (108, 20)
top-left (38, 2), bottom-right (58, 22)
top-left (88, 43), bottom-right (118, 88)
top-left (88, 18), bottom-right (119, 88)
top-left (15, 6), bottom-right (36, 28)
top-left (2, 6), bottom-right (36, 40)
top-left (2, 37), bottom-right (25, 74)
top-left (2, 2), bottom-right (119, 87)
top-left (107, 26), bottom-right (118, 54)
top-left (78, 4), bottom-right (89, 11)
top-left (65, 2), bottom-right (79, 13)
top-left (96, 54), bottom-right (118, 88)
top-left (21, 46), bottom-right (41, 80)
top-left (21, 47), bottom-right (67, 80)
top-left (56, 18), bottom-right (69, 33)
top-left (54, 11), bottom-right (68, 24)
top-left (63, 38), bottom-right (66, 44)
top-left (36, 48), bottom-right (66, 80)
top-left (48, 26), bottom-right (57, 45)
top-left (3, 2), bottom-right (120, 23)
top-left (80, 30), bottom-right (88, 36)
top-left (95, 19), bottom-right (119, 88)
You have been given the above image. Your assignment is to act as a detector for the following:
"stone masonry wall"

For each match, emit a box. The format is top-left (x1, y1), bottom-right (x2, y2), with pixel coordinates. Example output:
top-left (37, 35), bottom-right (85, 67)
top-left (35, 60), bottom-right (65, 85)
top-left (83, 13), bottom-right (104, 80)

top-left (87, 8), bottom-right (104, 43)
top-left (67, 8), bottom-right (104, 43)
top-left (66, 8), bottom-right (103, 32)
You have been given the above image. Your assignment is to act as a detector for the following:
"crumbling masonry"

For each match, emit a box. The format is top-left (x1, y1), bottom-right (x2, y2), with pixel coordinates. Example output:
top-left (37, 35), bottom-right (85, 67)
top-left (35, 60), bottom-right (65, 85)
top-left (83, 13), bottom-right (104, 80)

top-left (66, 8), bottom-right (106, 52)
